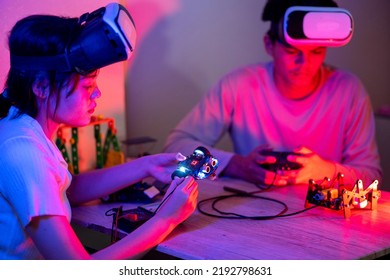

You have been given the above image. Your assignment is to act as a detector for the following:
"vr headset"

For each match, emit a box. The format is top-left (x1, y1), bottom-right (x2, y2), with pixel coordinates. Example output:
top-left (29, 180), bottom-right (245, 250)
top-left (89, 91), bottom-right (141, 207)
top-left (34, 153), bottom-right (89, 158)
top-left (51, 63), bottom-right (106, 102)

top-left (11, 2), bottom-right (136, 73)
top-left (281, 6), bottom-right (353, 47)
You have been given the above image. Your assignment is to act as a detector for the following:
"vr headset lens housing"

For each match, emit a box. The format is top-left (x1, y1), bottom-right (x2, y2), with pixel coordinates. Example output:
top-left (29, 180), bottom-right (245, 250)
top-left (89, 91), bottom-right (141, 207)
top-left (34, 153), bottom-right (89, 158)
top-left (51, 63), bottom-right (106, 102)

top-left (69, 3), bottom-right (136, 73)
top-left (282, 6), bottom-right (353, 47)
top-left (10, 2), bottom-right (136, 73)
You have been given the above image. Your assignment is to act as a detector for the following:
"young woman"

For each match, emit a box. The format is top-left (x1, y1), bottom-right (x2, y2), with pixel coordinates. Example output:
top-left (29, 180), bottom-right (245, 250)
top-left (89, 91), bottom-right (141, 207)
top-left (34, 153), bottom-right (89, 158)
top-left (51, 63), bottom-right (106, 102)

top-left (0, 11), bottom-right (198, 260)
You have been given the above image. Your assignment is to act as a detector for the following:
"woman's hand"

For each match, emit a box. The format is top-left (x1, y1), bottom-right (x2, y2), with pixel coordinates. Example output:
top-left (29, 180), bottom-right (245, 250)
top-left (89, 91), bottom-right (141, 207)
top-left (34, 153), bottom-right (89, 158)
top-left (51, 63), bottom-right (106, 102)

top-left (142, 153), bottom-right (186, 183)
top-left (154, 176), bottom-right (198, 225)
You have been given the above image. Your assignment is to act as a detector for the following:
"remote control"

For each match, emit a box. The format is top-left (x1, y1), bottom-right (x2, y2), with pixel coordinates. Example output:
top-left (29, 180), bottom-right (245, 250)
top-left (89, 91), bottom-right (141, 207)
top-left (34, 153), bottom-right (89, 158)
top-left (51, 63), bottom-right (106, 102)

top-left (260, 150), bottom-right (303, 171)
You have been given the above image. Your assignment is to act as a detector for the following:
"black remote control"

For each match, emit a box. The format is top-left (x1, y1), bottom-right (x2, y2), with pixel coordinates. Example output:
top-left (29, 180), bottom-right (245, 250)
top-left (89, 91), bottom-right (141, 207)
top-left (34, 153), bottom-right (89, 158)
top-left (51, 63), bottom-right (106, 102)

top-left (259, 151), bottom-right (303, 171)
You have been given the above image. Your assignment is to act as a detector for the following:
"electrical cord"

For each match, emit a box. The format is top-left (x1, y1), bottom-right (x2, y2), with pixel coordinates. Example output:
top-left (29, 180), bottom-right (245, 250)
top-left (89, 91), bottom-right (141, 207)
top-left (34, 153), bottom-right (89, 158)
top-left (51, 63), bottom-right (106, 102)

top-left (197, 183), bottom-right (318, 220)
top-left (150, 184), bottom-right (175, 214)
top-left (105, 206), bottom-right (123, 243)
top-left (104, 182), bottom-right (171, 243)
top-left (156, 173), bottom-right (277, 216)
top-left (254, 170), bottom-right (277, 191)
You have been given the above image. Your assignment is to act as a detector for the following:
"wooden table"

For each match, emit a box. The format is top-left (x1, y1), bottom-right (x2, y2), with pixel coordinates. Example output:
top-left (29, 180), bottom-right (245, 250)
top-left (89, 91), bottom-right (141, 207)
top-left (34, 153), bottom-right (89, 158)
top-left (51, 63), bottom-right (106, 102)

top-left (71, 178), bottom-right (390, 260)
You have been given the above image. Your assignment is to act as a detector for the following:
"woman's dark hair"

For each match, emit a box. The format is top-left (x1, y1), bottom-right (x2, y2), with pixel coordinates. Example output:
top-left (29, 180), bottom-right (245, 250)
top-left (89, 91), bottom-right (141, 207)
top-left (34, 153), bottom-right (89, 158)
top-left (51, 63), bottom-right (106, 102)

top-left (262, 0), bottom-right (339, 42)
top-left (0, 15), bottom-right (82, 119)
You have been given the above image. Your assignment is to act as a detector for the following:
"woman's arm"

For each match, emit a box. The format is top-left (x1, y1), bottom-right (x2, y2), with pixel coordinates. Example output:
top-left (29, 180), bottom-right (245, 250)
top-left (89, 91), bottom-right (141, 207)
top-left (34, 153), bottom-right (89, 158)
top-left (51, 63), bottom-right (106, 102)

top-left (26, 177), bottom-right (198, 260)
top-left (67, 153), bottom-right (179, 205)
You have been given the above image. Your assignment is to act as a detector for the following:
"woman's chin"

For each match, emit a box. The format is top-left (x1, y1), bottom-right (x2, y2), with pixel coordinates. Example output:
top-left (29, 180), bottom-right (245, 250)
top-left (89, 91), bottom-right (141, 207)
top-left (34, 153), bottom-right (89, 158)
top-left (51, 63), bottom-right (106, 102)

top-left (71, 117), bottom-right (91, 127)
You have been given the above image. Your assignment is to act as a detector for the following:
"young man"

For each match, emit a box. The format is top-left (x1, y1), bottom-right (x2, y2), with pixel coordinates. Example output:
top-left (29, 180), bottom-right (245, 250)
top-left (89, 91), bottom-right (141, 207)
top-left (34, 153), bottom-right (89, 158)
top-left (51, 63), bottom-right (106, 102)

top-left (164, 0), bottom-right (382, 188)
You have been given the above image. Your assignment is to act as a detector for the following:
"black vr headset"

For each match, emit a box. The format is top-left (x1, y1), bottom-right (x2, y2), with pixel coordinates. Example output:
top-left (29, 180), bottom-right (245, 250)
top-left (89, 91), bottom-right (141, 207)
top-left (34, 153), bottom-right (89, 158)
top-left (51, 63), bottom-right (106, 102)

top-left (280, 6), bottom-right (354, 47)
top-left (10, 2), bottom-right (136, 74)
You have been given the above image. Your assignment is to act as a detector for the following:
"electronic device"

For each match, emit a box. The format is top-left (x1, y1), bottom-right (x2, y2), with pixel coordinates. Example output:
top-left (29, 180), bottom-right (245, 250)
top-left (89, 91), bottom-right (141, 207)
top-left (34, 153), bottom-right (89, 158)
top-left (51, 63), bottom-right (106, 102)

top-left (171, 146), bottom-right (219, 180)
top-left (305, 173), bottom-right (381, 218)
top-left (282, 6), bottom-right (353, 47)
top-left (106, 206), bottom-right (154, 236)
top-left (116, 207), bottom-right (155, 233)
top-left (11, 2), bottom-right (136, 73)
top-left (101, 181), bottom-right (161, 203)
top-left (112, 146), bottom-right (219, 234)
top-left (259, 150), bottom-right (303, 171)
top-left (116, 202), bottom-right (161, 233)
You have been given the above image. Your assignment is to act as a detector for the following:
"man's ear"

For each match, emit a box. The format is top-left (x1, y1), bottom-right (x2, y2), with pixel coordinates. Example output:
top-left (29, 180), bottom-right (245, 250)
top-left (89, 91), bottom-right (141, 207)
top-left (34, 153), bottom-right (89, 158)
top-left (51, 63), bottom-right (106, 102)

top-left (32, 72), bottom-right (50, 99)
top-left (263, 34), bottom-right (274, 56)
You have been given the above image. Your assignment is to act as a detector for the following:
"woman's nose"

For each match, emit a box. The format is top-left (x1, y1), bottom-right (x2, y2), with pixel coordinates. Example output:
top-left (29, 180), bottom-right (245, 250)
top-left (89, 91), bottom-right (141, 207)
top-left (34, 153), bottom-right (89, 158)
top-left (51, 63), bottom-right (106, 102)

top-left (91, 87), bottom-right (101, 99)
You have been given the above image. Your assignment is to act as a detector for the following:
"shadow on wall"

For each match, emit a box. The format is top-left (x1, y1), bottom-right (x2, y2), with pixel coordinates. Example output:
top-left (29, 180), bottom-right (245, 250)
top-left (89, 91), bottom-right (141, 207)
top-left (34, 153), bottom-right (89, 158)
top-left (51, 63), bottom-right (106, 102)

top-left (124, 1), bottom-right (203, 156)
top-left (375, 116), bottom-right (390, 191)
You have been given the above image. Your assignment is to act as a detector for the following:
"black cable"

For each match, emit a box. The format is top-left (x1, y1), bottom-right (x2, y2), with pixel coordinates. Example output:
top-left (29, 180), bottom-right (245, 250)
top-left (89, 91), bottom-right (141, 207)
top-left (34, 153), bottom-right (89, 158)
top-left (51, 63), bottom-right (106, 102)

top-left (255, 171), bottom-right (277, 190)
top-left (211, 193), bottom-right (288, 219)
top-left (105, 206), bottom-right (123, 243)
top-left (150, 184), bottom-right (176, 215)
top-left (197, 184), bottom-right (318, 220)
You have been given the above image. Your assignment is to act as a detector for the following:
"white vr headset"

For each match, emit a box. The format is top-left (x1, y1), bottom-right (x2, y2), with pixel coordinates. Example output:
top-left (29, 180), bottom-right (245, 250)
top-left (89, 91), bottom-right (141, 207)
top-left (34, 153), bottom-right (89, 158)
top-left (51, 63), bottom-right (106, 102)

top-left (282, 6), bottom-right (354, 47)
top-left (11, 2), bottom-right (136, 73)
